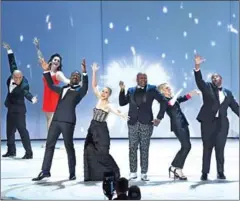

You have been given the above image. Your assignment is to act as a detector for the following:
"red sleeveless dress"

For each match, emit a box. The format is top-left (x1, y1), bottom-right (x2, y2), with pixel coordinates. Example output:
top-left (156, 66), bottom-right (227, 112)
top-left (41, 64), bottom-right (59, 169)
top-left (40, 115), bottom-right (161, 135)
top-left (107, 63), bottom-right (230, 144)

top-left (42, 74), bottom-right (60, 112)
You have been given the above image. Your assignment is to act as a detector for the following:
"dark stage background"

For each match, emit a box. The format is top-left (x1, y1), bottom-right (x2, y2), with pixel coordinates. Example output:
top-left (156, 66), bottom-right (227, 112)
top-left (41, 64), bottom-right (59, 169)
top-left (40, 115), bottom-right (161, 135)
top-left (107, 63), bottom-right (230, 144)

top-left (1, 1), bottom-right (239, 139)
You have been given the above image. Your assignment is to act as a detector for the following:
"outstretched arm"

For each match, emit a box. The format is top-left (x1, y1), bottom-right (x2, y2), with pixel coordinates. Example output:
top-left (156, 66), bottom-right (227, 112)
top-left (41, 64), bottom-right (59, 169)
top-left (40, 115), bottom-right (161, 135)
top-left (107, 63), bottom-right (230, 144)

top-left (33, 37), bottom-right (44, 60)
top-left (43, 72), bottom-right (62, 94)
top-left (2, 42), bottom-right (17, 74)
top-left (91, 63), bottom-right (101, 98)
top-left (108, 104), bottom-right (128, 120)
top-left (194, 55), bottom-right (207, 91)
top-left (229, 92), bottom-right (239, 117)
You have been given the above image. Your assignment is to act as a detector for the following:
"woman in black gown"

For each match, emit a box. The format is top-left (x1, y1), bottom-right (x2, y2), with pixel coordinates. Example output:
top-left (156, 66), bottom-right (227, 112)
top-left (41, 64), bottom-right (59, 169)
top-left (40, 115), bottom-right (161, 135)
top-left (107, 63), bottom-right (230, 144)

top-left (158, 83), bottom-right (200, 180)
top-left (84, 63), bottom-right (128, 181)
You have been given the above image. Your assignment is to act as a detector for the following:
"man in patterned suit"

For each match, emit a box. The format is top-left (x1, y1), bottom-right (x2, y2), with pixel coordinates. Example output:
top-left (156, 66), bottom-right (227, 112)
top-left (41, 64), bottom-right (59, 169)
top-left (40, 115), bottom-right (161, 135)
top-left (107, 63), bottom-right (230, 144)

top-left (2, 42), bottom-right (37, 159)
top-left (119, 73), bottom-right (166, 181)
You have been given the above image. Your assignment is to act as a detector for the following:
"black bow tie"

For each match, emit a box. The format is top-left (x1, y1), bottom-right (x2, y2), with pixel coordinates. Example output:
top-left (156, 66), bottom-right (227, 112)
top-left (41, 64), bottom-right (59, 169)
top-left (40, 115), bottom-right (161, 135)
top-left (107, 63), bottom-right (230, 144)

top-left (218, 87), bottom-right (222, 91)
top-left (12, 82), bottom-right (17, 85)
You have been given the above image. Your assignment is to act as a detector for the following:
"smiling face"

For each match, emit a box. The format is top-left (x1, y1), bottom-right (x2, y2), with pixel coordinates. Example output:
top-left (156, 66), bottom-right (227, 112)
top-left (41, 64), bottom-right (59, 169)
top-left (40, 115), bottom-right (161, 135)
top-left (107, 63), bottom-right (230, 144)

top-left (13, 70), bottom-right (23, 85)
top-left (211, 73), bottom-right (222, 88)
top-left (50, 56), bottom-right (61, 71)
top-left (100, 87), bottom-right (112, 100)
top-left (70, 71), bottom-right (81, 85)
top-left (136, 73), bottom-right (147, 87)
top-left (158, 83), bottom-right (172, 97)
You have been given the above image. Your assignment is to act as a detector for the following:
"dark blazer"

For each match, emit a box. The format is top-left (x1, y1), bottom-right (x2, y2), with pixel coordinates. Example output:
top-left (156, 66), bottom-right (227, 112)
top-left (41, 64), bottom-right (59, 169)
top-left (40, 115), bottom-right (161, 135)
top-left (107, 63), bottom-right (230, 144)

top-left (119, 84), bottom-right (166, 125)
top-left (160, 95), bottom-right (191, 131)
top-left (194, 70), bottom-right (239, 122)
top-left (43, 72), bottom-right (88, 125)
top-left (4, 52), bottom-right (34, 113)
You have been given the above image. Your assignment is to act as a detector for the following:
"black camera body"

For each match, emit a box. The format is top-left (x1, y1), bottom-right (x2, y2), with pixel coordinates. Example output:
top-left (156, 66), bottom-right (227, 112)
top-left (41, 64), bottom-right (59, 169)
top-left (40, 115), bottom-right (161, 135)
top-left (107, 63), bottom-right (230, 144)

top-left (102, 172), bottom-right (116, 200)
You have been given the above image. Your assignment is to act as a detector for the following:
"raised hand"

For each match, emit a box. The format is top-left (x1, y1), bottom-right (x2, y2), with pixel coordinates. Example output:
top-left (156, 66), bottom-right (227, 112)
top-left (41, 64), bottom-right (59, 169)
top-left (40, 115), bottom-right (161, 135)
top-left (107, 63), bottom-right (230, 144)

top-left (81, 58), bottom-right (86, 73)
top-left (194, 55), bottom-right (205, 65)
top-left (189, 89), bottom-right (201, 97)
top-left (119, 81), bottom-right (125, 90)
top-left (92, 63), bottom-right (99, 72)
top-left (39, 58), bottom-right (50, 71)
top-left (31, 96), bottom-right (38, 104)
top-left (2, 42), bottom-right (11, 50)
top-left (33, 37), bottom-right (40, 48)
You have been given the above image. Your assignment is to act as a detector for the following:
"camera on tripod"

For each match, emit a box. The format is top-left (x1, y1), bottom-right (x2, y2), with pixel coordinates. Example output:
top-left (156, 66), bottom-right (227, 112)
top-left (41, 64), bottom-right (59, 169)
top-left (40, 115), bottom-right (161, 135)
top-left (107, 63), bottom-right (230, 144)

top-left (102, 172), bottom-right (116, 200)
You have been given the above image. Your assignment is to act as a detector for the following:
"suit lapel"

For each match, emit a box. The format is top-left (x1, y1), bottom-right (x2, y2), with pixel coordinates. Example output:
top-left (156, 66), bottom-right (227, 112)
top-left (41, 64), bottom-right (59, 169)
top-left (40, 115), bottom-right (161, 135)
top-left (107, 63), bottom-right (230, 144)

top-left (130, 87), bottom-right (137, 105)
top-left (212, 86), bottom-right (220, 104)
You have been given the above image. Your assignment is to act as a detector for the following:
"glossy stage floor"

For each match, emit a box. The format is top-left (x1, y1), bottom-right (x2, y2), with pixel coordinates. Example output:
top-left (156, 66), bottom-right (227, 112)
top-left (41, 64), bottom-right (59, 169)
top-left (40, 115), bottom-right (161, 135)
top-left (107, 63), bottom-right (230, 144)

top-left (1, 139), bottom-right (239, 200)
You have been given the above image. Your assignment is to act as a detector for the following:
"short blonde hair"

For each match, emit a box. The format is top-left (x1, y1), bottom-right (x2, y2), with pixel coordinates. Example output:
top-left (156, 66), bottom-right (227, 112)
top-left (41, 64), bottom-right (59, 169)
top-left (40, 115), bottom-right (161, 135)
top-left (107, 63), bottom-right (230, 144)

top-left (157, 83), bottom-right (168, 94)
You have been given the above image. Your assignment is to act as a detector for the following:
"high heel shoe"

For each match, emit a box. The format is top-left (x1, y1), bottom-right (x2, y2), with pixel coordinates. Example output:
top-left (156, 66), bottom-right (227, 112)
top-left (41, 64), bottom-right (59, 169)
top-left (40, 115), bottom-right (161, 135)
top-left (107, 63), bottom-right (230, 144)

top-left (173, 168), bottom-right (187, 180)
top-left (168, 166), bottom-right (175, 178)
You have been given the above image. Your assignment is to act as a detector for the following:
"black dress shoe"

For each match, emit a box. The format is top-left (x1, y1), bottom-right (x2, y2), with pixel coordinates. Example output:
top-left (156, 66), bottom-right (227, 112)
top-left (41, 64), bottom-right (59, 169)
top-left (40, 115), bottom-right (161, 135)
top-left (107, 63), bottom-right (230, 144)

top-left (217, 172), bottom-right (226, 180)
top-left (69, 173), bottom-right (76, 180)
top-left (2, 152), bottom-right (16, 157)
top-left (200, 173), bottom-right (208, 181)
top-left (22, 154), bottom-right (33, 159)
top-left (32, 171), bottom-right (51, 181)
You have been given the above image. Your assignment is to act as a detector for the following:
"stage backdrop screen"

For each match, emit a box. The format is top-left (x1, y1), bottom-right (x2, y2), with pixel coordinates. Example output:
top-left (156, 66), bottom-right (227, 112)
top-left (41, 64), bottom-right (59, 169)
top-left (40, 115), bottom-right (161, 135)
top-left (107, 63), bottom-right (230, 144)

top-left (1, 1), bottom-right (239, 139)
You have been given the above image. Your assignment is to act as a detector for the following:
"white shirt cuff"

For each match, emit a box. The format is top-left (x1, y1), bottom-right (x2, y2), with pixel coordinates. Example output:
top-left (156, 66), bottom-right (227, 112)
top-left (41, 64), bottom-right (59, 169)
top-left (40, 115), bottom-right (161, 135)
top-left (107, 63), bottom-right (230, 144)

top-left (43, 71), bottom-right (51, 74)
top-left (7, 49), bottom-right (13, 54)
top-left (82, 73), bottom-right (87, 76)
top-left (194, 68), bottom-right (200, 72)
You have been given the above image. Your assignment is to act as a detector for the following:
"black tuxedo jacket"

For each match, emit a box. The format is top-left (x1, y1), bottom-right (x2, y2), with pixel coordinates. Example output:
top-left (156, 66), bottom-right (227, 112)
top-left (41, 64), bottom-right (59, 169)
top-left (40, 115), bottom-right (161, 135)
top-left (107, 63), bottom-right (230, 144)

top-left (160, 95), bottom-right (191, 131)
top-left (43, 72), bottom-right (88, 125)
top-left (194, 70), bottom-right (239, 122)
top-left (119, 84), bottom-right (166, 125)
top-left (5, 52), bottom-right (34, 113)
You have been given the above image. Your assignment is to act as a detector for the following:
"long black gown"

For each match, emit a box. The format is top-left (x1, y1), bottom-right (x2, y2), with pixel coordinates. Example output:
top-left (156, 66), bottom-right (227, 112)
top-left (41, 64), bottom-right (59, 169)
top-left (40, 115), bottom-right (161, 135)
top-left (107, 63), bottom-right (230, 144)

top-left (83, 108), bottom-right (120, 181)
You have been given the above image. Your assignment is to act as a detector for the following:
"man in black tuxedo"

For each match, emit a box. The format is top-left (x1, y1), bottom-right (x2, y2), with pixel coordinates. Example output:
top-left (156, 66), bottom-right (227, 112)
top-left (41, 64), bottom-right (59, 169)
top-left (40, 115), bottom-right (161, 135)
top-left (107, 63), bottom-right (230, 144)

top-left (194, 55), bottom-right (239, 180)
top-left (32, 58), bottom-right (88, 181)
top-left (119, 73), bottom-right (166, 181)
top-left (2, 42), bottom-right (37, 159)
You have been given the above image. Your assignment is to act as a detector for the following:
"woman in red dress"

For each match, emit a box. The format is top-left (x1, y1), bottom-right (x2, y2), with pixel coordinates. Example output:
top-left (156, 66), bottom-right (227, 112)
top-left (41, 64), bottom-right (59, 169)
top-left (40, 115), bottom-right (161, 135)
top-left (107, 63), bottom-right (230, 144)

top-left (33, 38), bottom-right (70, 147)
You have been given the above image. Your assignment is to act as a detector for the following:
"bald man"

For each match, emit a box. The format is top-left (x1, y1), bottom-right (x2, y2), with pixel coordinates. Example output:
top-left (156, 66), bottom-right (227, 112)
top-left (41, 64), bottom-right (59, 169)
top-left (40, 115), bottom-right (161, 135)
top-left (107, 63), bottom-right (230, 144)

top-left (2, 42), bottom-right (37, 159)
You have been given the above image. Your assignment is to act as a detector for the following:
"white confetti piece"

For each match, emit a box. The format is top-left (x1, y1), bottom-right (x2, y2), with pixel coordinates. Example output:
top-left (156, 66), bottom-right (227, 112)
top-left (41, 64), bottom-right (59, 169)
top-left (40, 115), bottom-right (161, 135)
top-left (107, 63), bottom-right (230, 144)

top-left (147, 16), bottom-right (150, 20)
top-left (162, 6), bottom-right (168, 14)
top-left (185, 53), bottom-right (188, 60)
top-left (161, 53), bottom-right (166, 58)
top-left (184, 72), bottom-right (188, 77)
top-left (183, 81), bottom-right (187, 88)
top-left (130, 46), bottom-right (136, 56)
top-left (183, 31), bottom-right (187, 37)
top-left (20, 35), bottom-right (24, 42)
top-left (194, 18), bottom-right (199, 24)
top-left (227, 24), bottom-right (238, 34)
top-left (104, 38), bottom-right (108, 44)
top-left (109, 22), bottom-right (114, 29)
top-left (156, 37), bottom-right (159, 40)
top-left (125, 26), bottom-right (130, 32)
top-left (188, 13), bottom-right (192, 18)
top-left (232, 14), bottom-right (236, 18)
top-left (46, 15), bottom-right (50, 23)
top-left (193, 49), bottom-right (197, 54)
top-left (171, 60), bottom-right (175, 64)
top-left (180, 2), bottom-right (183, 9)
top-left (48, 22), bottom-right (52, 30)
top-left (210, 41), bottom-right (216, 47)
top-left (26, 64), bottom-right (32, 79)
top-left (70, 16), bottom-right (74, 27)
top-left (217, 21), bottom-right (222, 26)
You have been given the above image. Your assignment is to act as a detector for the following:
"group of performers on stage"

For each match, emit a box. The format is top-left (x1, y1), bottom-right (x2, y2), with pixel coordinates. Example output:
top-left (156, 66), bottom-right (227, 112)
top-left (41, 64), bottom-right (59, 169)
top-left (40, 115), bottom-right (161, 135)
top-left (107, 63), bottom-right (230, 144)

top-left (2, 39), bottom-right (239, 183)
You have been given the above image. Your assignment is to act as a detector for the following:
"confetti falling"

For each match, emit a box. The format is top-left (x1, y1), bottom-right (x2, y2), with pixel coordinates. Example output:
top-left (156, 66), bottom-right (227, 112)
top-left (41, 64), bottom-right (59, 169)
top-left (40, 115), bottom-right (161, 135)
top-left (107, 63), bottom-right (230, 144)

top-left (70, 16), bottom-right (74, 27)
top-left (48, 22), bottom-right (52, 30)
top-left (217, 21), bottom-right (222, 26)
top-left (227, 24), bottom-right (238, 34)
top-left (130, 46), bottom-right (136, 56)
top-left (210, 41), bottom-right (216, 47)
top-left (26, 64), bottom-right (32, 79)
top-left (109, 22), bottom-right (114, 29)
top-left (162, 6), bottom-right (168, 14)
top-left (194, 18), bottom-right (199, 24)
top-left (104, 38), bottom-right (108, 44)
top-left (161, 53), bottom-right (166, 58)
top-left (125, 26), bottom-right (130, 32)
top-left (185, 53), bottom-right (188, 60)
top-left (193, 49), bottom-right (197, 54)
top-left (232, 14), bottom-right (236, 18)
top-left (180, 2), bottom-right (184, 9)
top-left (45, 15), bottom-right (50, 23)
top-left (20, 35), bottom-right (24, 42)
top-left (183, 31), bottom-right (187, 37)
top-left (156, 37), bottom-right (159, 40)
top-left (188, 13), bottom-right (192, 18)
top-left (183, 81), bottom-right (187, 88)
top-left (172, 60), bottom-right (175, 64)
top-left (146, 16), bottom-right (150, 20)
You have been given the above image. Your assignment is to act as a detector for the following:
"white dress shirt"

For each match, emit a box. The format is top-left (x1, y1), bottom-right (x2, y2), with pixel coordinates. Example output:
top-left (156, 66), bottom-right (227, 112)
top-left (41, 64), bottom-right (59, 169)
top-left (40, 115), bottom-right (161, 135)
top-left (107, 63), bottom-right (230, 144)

top-left (215, 89), bottom-right (225, 117)
top-left (9, 79), bottom-right (17, 93)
